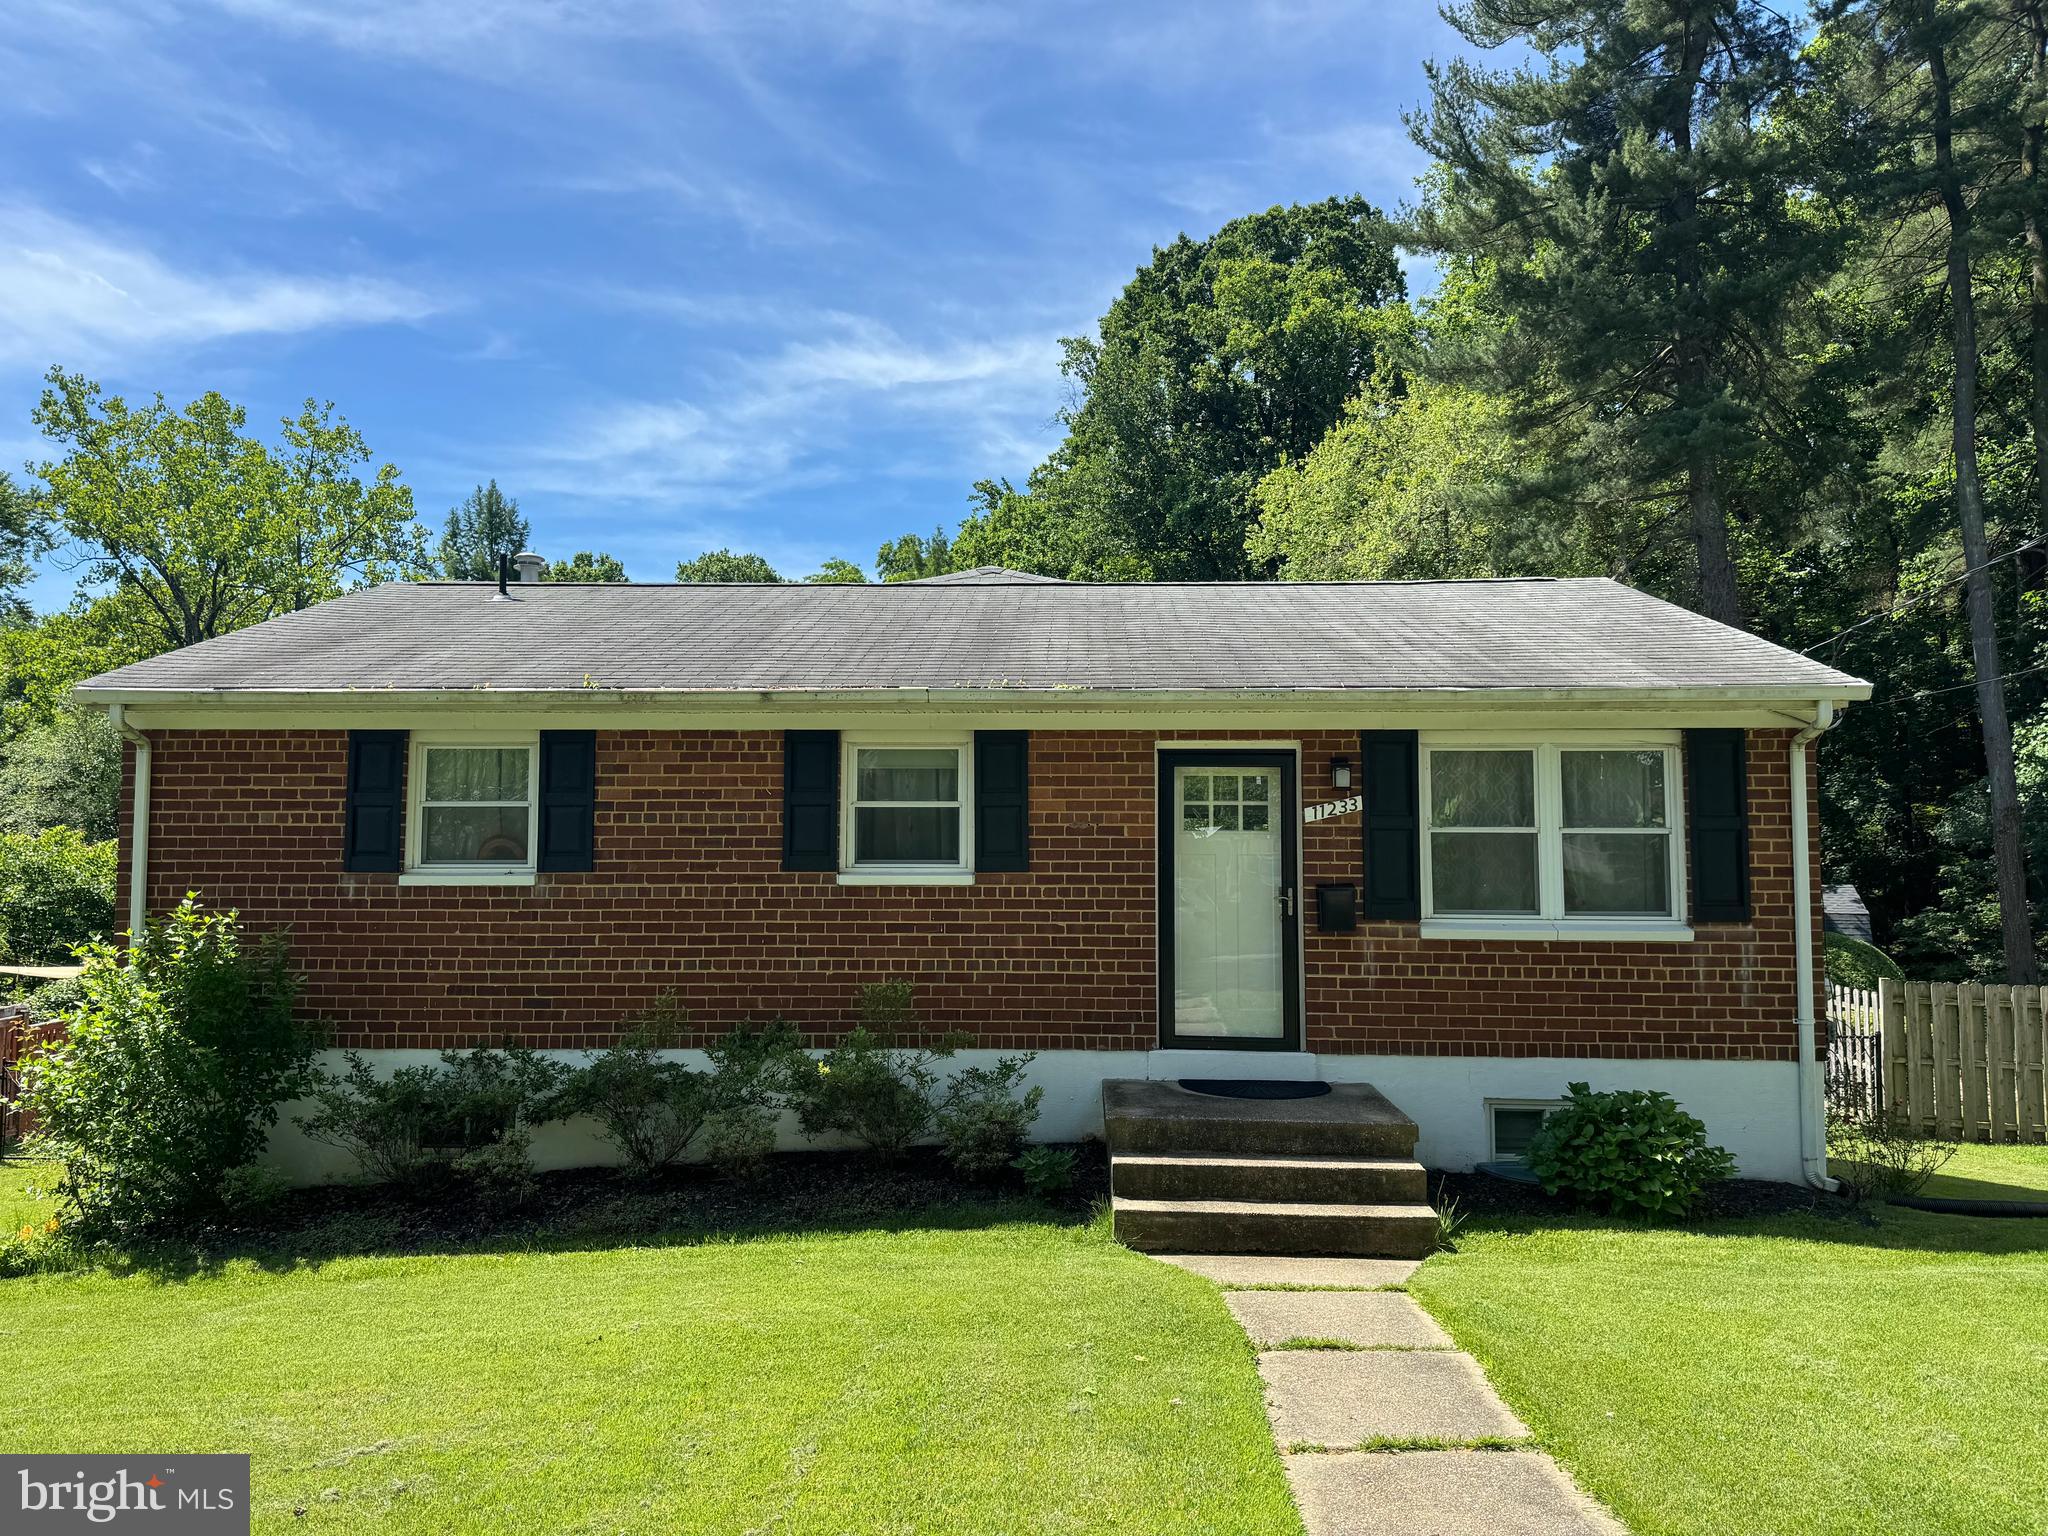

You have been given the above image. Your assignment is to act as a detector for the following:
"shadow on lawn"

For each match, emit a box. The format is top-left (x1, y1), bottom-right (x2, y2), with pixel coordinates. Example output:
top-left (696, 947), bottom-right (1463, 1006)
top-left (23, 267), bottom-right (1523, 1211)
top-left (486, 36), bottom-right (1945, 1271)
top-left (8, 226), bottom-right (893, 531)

top-left (1431, 1171), bottom-right (2048, 1259)
top-left (20, 1145), bottom-right (1111, 1286)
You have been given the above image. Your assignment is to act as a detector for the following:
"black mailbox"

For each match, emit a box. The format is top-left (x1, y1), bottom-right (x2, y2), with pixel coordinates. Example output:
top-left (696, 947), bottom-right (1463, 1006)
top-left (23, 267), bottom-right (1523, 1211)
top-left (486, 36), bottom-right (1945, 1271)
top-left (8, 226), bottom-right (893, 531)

top-left (1316, 883), bottom-right (1358, 933)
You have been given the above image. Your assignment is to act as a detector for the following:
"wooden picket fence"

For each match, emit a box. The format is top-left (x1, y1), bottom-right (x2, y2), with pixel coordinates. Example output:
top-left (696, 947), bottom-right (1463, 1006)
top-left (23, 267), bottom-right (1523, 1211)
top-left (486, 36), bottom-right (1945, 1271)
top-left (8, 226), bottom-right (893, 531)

top-left (1827, 980), bottom-right (2048, 1143)
top-left (0, 1002), bottom-right (38, 1147)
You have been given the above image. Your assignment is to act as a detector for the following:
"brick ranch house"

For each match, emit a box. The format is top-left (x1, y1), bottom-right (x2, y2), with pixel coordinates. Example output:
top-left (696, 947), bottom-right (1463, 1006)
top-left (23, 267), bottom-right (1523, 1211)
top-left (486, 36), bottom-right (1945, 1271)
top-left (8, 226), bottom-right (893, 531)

top-left (75, 566), bottom-right (1869, 1185)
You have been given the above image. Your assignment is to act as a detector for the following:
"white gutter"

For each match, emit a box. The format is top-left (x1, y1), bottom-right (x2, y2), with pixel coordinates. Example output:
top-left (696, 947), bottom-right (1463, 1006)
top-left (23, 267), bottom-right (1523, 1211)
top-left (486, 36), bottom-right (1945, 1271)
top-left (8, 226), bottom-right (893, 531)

top-left (110, 704), bottom-right (152, 940)
top-left (1791, 700), bottom-right (1838, 1191)
top-left (70, 681), bottom-right (1873, 711)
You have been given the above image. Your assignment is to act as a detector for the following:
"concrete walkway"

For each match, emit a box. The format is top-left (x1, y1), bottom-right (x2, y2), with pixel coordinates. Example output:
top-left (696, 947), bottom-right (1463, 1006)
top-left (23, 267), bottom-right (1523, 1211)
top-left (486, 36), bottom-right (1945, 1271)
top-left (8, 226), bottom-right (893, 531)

top-left (1154, 1254), bottom-right (1625, 1536)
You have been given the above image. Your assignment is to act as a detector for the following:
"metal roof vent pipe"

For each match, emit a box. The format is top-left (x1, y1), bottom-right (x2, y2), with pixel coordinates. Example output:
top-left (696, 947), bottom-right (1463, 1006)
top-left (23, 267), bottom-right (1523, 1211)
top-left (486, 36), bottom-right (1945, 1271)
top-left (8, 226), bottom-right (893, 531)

top-left (513, 551), bottom-right (545, 584)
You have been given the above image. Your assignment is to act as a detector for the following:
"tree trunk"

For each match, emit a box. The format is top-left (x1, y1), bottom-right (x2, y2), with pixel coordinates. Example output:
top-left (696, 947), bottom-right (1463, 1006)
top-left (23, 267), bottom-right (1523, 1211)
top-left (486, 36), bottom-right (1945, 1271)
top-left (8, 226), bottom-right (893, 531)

top-left (1668, 11), bottom-right (1744, 629)
top-left (1689, 453), bottom-right (1743, 627)
top-left (2024, 1), bottom-right (2048, 558)
top-left (1926, 13), bottom-right (2041, 981)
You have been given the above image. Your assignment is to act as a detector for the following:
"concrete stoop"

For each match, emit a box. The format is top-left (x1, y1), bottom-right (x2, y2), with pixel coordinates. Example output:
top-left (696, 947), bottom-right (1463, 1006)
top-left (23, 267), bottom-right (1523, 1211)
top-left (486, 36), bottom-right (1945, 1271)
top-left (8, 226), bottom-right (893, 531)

top-left (1104, 1080), bottom-right (1437, 1258)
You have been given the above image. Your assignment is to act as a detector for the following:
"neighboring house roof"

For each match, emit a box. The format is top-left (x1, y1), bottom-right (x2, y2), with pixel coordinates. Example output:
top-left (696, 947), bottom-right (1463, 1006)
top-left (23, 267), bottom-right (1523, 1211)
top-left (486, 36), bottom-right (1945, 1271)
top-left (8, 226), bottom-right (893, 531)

top-left (1822, 884), bottom-right (1874, 943)
top-left (75, 577), bottom-right (1871, 700)
top-left (907, 566), bottom-right (1067, 584)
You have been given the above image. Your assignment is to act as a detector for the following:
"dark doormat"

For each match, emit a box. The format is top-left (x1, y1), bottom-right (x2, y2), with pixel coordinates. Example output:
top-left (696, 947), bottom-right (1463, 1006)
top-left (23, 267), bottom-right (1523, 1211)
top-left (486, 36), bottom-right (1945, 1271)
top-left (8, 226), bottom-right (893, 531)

top-left (1178, 1079), bottom-right (1332, 1100)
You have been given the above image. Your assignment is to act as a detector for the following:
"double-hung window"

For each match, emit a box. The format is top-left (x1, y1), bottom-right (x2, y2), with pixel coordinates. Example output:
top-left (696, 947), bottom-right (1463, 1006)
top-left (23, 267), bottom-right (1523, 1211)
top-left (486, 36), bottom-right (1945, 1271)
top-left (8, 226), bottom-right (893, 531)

top-left (408, 738), bottom-right (538, 878)
top-left (1422, 738), bottom-right (1684, 933)
top-left (842, 740), bottom-right (971, 876)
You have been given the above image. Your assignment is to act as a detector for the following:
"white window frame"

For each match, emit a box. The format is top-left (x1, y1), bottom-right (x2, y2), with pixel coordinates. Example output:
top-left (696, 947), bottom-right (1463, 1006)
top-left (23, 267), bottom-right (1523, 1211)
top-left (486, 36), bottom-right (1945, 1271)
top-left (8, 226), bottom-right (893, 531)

top-left (1487, 1098), bottom-right (1567, 1163)
top-left (401, 732), bottom-right (541, 886)
top-left (837, 734), bottom-right (974, 885)
top-left (1418, 733), bottom-right (1692, 941)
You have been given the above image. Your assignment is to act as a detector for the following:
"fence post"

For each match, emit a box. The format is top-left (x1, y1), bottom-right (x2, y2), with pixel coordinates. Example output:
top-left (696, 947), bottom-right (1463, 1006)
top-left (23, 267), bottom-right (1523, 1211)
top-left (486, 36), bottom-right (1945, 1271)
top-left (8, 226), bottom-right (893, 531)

top-left (1879, 977), bottom-right (1903, 1121)
top-left (1960, 982), bottom-right (1987, 1142)
top-left (2021, 989), bottom-right (2046, 1145)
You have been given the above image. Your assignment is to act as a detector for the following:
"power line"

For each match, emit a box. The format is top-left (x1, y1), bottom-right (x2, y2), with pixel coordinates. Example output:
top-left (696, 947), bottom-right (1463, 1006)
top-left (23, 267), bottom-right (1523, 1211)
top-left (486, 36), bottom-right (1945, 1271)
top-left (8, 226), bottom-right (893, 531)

top-left (1800, 535), bottom-right (2047, 658)
top-left (1882, 661), bottom-right (2048, 707)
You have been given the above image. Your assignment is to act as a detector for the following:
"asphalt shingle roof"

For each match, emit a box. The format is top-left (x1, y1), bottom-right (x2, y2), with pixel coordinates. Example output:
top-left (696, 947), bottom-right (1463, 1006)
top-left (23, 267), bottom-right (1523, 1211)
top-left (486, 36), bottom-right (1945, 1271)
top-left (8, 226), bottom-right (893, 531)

top-left (75, 577), bottom-right (1869, 698)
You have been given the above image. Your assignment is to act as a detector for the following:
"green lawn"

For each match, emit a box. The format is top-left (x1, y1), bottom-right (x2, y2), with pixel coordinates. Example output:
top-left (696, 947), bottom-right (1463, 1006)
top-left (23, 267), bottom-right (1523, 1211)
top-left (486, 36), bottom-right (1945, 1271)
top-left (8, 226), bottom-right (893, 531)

top-left (1921, 1141), bottom-right (2048, 1201)
top-left (13, 1155), bottom-right (2048, 1536)
top-left (1412, 1201), bottom-right (2048, 1536)
top-left (0, 1163), bottom-right (1298, 1535)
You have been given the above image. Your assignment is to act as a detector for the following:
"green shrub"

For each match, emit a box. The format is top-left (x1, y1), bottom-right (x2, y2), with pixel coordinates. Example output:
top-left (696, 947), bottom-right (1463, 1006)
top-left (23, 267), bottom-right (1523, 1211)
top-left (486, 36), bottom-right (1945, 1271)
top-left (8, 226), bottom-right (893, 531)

top-left (22, 974), bottom-right (86, 1019)
top-left (936, 1055), bottom-right (1042, 1178)
top-left (1824, 929), bottom-right (1904, 989)
top-left (18, 896), bottom-right (319, 1237)
top-left (298, 1044), bottom-right (568, 1194)
top-left (1526, 1081), bottom-right (1736, 1219)
top-left (1012, 1144), bottom-right (1076, 1198)
top-left (1826, 1101), bottom-right (1954, 1199)
top-left (552, 996), bottom-right (710, 1179)
top-left (783, 986), bottom-right (971, 1159)
top-left (0, 827), bottom-right (115, 964)
top-left (699, 1105), bottom-right (777, 1178)
top-left (786, 1026), bottom-right (954, 1158)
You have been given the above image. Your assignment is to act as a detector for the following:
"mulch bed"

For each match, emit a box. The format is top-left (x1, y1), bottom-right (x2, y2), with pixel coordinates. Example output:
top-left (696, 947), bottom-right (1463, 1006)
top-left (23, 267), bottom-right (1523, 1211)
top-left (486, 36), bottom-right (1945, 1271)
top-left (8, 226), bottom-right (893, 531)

top-left (1430, 1168), bottom-right (1844, 1224)
top-left (184, 1141), bottom-right (1111, 1259)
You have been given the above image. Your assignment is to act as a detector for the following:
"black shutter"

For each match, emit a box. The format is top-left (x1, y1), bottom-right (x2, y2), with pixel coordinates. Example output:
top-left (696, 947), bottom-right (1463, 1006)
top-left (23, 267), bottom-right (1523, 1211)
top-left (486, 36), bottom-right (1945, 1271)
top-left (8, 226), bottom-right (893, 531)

top-left (974, 731), bottom-right (1030, 872)
top-left (1687, 729), bottom-right (1751, 922)
top-left (1360, 730), bottom-right (1421, 920)
top-left (538, 730), bottom-right (597, 873)
top-left (343, 730), bottom-right (407, 872)
top-left (782, 730), bottom-right (840, 871)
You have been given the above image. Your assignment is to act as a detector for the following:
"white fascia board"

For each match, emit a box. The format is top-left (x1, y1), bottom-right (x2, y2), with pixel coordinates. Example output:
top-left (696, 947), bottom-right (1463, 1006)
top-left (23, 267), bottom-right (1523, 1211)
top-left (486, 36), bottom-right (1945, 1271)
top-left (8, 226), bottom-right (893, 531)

top-left (87, 686), bottom-right (1867, 734)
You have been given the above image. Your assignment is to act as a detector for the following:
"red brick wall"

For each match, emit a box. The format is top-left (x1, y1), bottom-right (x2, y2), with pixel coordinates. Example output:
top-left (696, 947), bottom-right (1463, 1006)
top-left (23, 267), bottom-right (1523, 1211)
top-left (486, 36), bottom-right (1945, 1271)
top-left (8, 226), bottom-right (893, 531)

top-left (117, 725), bottom-right (1820, 1059)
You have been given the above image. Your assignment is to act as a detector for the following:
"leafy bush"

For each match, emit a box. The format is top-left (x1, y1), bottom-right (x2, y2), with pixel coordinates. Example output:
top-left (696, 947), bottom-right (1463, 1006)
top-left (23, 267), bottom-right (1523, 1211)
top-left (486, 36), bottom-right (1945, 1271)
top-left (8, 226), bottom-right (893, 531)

top-left (1012, 1144), bottom-right (1076, 1198)
top-left (18, 897), bottom-right (319, 1236)
top-left (784, 985), bottom-right (969, 1159)
top-left (551, 996), bottom-right (710, 1179)
top-left (1826, 1102), bottom-right (1955, 1200)
top-left (699, 1105), bottom-right (777, 1178)
top-left (0, 827), bottom-right (115, 964)
top-left (700, 1017), bottom-right (806, 1176)
top-left (1824, 929), bottom-right (1904, 989)
top-left (1526, 1081), bottom-right (1736, 1219)
top-left (0, 703), bottom-right (122, 841)
top-left (936, 1054), bottom-right (1042, 1178)
top-left (22, 974), bottom-right (86, 1019)
top-left (298, 1044), bottom-right (568, 1195)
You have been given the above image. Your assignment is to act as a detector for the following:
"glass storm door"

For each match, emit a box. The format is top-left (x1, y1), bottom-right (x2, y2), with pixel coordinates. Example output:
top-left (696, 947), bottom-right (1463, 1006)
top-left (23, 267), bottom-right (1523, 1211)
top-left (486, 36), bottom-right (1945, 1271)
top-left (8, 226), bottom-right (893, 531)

top-left (1159, 751), bottom-right (1300, 1049)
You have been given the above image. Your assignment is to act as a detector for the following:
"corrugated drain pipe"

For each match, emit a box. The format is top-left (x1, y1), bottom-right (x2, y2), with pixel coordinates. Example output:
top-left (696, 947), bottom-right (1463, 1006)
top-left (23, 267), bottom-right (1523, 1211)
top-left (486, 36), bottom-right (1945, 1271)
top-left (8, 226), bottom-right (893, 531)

top-left (1791, 700), bottom-right (1838, 1192)
top-left (109, 704), bottom-right (151, 939)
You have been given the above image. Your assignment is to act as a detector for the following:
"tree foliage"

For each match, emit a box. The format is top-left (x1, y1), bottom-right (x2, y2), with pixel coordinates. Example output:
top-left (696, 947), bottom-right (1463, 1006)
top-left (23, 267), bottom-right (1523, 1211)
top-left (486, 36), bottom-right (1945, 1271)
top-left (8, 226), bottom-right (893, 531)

top-left (33, 370), bottom-right (423, 652)
top-left (437, 481), bottom-right (529, 582)
top-left (544, 550), bottom-right (628, 582)
top-left (924, 198), bottom-right (1407, 580)
top-left (674, 549), bottom-right (783, 582)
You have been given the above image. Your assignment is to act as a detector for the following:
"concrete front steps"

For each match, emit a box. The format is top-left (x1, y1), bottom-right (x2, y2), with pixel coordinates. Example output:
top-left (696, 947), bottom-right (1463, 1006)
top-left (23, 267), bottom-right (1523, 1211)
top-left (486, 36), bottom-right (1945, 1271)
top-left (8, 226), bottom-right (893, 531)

top-left (1103, 1079), bottom-right (1437, 1259)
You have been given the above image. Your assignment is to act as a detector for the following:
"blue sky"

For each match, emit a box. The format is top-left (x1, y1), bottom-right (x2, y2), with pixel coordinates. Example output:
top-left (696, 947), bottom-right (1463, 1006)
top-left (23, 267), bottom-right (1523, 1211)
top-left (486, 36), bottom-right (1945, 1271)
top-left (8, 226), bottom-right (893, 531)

top-left (2, 0), bottom-right (1462, 606)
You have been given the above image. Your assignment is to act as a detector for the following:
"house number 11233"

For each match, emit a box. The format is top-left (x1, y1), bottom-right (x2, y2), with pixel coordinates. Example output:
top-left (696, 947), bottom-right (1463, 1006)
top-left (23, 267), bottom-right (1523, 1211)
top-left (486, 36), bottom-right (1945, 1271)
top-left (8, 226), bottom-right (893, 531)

top-left (1302, 795), bottom-right (1363, 824)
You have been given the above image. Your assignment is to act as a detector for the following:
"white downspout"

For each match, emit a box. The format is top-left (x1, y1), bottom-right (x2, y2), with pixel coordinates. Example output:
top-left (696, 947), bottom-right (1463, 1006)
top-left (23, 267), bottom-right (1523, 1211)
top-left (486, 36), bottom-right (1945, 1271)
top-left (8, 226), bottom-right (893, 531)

top-left (110, 704), bottom-right (152, 940)
top-left (1791, 700), bottom-right (1837, 1191)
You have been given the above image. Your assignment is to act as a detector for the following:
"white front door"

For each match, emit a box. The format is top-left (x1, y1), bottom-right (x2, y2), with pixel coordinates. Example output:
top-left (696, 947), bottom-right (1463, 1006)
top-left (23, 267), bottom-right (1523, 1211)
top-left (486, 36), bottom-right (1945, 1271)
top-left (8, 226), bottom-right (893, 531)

top-left (1163, 754), bottom-right (1297, 1046)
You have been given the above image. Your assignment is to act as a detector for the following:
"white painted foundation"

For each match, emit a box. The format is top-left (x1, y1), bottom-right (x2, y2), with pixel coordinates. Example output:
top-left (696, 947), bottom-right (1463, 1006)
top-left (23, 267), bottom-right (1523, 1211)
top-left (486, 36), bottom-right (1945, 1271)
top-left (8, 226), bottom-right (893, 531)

top-left (267, 1047), bottom-right (1805, 1186)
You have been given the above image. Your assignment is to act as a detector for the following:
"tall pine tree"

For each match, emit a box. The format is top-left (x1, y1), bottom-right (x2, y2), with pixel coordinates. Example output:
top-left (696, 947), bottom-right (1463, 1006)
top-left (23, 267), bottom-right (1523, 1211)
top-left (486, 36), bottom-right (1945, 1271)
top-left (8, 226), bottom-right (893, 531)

top-left (1409, 0), bottom-right (1828, 628)
top-left (437, 481), bottom-right (530, 581)
top-left (1813, 0), bottom-right (2039, 978)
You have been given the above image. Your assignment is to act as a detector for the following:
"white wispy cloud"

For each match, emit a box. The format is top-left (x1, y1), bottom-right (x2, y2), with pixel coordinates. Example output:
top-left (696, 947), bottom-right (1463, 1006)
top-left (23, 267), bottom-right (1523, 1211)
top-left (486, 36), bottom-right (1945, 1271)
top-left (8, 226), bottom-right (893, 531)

top-left (0, 203), bottom-right (441, 367)
top-left (506, 316), bottom-right (1059, 507)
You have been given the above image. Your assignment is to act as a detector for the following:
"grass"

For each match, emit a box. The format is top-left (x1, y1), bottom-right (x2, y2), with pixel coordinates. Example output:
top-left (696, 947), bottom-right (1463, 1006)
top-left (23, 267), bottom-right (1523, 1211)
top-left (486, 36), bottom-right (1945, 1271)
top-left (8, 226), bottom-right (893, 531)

top-left (1411, 1200), bottom-right (2048, 1536)
top-left (1920, 1141), bottom-right (2048, 1201)
top-left (0, 1160), bottom-right (1300, 1536)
